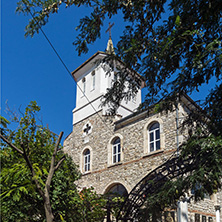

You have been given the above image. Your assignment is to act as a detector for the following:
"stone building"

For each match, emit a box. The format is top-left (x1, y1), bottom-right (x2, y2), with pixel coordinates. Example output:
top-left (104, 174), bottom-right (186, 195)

top-left (64, 39), bottom-right (221, 222)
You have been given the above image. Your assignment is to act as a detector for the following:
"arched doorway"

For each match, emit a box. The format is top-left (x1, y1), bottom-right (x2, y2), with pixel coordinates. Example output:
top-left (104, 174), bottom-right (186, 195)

top-left (105, 183), bottom-right (128, 197)
top-left (104, 183), bottom-right (128, 222)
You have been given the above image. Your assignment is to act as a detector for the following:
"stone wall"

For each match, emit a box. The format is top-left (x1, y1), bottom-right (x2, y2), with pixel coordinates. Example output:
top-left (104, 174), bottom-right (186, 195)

top-left (63, 103), bottom-right (221, 221)
top-left (64, 107), bottom-right (178, 190)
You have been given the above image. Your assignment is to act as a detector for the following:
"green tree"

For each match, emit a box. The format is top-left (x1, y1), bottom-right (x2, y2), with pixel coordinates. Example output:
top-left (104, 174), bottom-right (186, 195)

top-left (15, 0), bottom-right (221, 126)
top-left (0, 102), bottom-right (106, 222)
top-left (15, 0), bottom-right (222, 218)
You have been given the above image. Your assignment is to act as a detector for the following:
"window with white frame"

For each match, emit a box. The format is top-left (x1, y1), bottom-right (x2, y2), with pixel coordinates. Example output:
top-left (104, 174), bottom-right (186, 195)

top-left (112, 137), bottom-right (121, 163)
top-left (82, 77), bottom-right (86, 95)
top-left (83, 149), bottom-right (90, 172)
top-left (91, 70), bottom-right (95, 90)
top-left (148, 122), bottom-right (160, 152)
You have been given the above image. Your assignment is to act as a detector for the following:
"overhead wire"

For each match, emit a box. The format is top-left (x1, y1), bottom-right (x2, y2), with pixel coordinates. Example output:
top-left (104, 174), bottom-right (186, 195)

top-left (24, 4), bottom-right (114, 134)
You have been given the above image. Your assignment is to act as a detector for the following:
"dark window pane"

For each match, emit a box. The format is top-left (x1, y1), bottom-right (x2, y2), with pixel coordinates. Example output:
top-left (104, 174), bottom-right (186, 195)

top-left (195, 214), bottom-right (200, 222)
top-left (156, 140), bottom-right (160, 150)
top-left (84, 149), bottom-right (90, 155)
top-left (108, 184), bottom-right (128, 197)
top-left (208, 217), bottom-right (213, 222)
top-left (150, 132), bottom-right (154, 141)
top-left (114, 138), bottom-right (120, 145)
top-left (118, 144), bottom-right (121, 153)
top-left (202, 216), bottom-right (206, 222)
top-left (150, 122), bottom-right (159, 131)
top-left (114, 155), bottom-right (116, 163)
top-left (150, 142), bottom-right (154, 152)
top-left (117, 154), bottom-right (120, 162)
top-left (156, 129), bottom-right (160, 140)
top-left (113, 146), bottom-right (116, 154)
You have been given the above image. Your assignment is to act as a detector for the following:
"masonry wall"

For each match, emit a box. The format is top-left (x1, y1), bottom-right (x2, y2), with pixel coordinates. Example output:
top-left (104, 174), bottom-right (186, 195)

top-left (64, 108), bottom-right (177, 190)
top-left (64, 104), bottom-right (221, 222)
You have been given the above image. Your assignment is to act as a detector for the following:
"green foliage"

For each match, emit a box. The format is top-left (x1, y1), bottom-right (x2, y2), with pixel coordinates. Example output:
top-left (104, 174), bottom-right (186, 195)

top-left (0, 115), bottom-right (12, 137)
top-left (1, 102), bottom-right (106, 222)
top-left (0, 115), bottom-right (10, 128)
top-left (71, 187), bottom-right (107, 222)
top-left (109, 196), bottom-right (125, 219)
top-left (16, 0), bottom-right (221, 112)
top-left (15, 0), bottom-right (222, 218)
top-left (138, 129), bottom-right (222, 218)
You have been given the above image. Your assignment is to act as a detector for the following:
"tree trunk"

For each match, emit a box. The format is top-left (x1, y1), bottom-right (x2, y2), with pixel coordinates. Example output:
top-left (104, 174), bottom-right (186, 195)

top-left (44, 202), bottom-right (54, 222)
top-left (44, 185), bottom-right (54, 222)
top-left (43, 132), bottom-right (63, 222)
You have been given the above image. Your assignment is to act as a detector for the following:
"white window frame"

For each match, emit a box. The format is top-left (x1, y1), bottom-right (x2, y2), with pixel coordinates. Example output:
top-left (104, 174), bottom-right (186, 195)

top-left (82, 77), bottom-right (86, 95)
top-left (112, 138), bottom-right (121, 164)
top-left (144, 117), bottom-right (165, 155)
top-left (83, 149), bottom-right (90, 172)
top-left (108, 134), bottom-right (123, 166)
top-left (91, 70), bottom-right (95, 91)
top-left (148, 122), bottom-right (160, 152)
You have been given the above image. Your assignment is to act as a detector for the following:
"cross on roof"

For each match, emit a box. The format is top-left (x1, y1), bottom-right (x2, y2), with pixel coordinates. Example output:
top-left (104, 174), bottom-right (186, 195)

top-left (106, 22), bottom-right (114, 39)
top-left (83, 124), bottom-right (91, 134)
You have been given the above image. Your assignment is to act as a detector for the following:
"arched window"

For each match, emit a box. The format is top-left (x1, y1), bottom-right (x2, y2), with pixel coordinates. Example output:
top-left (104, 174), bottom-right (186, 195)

top-left (83, 149), bottom-right (90, 172)
top-left (148, 122), bottom-right (160, 152)
top-left (112, 137), bottom-right (121, 163)
top-left (108, 134), bottom-right (123, 166)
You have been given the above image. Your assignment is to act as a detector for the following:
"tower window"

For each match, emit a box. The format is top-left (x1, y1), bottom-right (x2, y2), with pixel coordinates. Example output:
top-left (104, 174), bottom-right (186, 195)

top-left (148, 122), bottom-right (160, 152)
top-left (91, 71), bottom-right (95, 90)
top-left (112, 137), bottom-right (121, 163)
top-left (82, 77), bottom-right (86, 94)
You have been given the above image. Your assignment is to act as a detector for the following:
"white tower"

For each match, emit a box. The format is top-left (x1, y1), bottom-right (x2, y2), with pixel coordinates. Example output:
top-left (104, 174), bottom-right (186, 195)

top-left (71, 39), bottom-right (144, 125)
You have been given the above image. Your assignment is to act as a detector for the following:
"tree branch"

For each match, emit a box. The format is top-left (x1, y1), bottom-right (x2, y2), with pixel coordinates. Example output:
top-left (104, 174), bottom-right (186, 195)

top-left (54, 131), bottom-right (63, 156)
top-left (21, 143), bottom-right (45, 199)
top-left (46, 131), bottom-right (63, 187)
top-left (54, 155), bottom-right (66, 171)
top-left (43, 131), bottom-right (63, 221)
top-left (0, 134), bottom-right (24, 154)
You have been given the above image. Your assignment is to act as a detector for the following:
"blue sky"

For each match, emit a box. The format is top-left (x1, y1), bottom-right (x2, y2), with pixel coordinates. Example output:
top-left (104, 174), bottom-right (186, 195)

top-left (1, 1), bottom-right (217, 141)
top-left (1, 1), bottom-right (126, 140)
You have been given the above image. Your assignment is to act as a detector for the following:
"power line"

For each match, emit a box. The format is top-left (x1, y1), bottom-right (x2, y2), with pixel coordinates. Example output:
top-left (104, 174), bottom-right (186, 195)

top-left (24, 5), bottom-right (113, 134)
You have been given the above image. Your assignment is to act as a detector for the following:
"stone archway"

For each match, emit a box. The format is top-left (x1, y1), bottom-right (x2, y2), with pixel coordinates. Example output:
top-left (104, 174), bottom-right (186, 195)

top-left (104, 183), bottom-right (128, 222)
top-left (116, 152), bottom-right (197, 221)
top-left (105, 183), bottom-right (128, 198)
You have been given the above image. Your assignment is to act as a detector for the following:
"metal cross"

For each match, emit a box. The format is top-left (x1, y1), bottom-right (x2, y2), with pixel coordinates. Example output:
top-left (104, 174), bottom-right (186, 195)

top-left (83, 124), bottom-right (91, 134)
top-left (106, 22), bottom-right (114, 39)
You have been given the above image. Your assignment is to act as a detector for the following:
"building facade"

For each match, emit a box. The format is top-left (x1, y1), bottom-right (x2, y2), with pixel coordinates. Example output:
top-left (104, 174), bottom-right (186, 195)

top-left (64, 43), bottom-right (221, 221)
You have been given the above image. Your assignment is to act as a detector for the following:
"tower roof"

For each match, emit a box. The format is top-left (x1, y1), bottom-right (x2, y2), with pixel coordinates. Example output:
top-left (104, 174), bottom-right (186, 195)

top-left (105, 22), bottom-right (115, 54)
top-left (106, 37), bottom-right (115, 54)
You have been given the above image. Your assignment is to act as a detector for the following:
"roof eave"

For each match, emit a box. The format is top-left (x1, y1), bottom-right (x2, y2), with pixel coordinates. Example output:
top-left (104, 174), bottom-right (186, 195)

top-left (71, 51), bottom-right (106, 80)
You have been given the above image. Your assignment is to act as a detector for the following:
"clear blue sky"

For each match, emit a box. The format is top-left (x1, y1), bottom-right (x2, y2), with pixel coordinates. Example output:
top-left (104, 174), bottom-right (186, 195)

top-left (1, 1), bottom-right (126, 140)
top-left (1, 1), bottom-right (217, 141)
